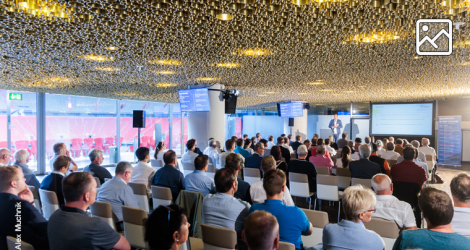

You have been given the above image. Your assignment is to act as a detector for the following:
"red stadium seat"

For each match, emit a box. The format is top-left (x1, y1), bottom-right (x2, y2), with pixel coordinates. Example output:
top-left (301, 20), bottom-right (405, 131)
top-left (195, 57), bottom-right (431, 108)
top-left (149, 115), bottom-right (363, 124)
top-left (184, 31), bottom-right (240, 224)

top-left (141, 136), bottom-right (150, 149)
top-left (83, 138), bottom-right (94, 155)
top-left (94, 138), bottom-right (105, 151)
top-left (104, 137), bottom-right (115, 154)
top-left (30, 140), bottom-right (37, 160)
top-left (46, 139), bottom-right (57, 159)
top-left (71, 138), bottom-right (82, 157)
top-left (149, 138), bottom-right (155, 150)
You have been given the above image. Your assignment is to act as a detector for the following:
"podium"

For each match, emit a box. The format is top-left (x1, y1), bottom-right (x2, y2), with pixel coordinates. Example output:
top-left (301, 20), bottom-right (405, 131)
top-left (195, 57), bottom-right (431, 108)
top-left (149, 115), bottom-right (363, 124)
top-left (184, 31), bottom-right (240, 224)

top-left (320, 129), bottom-right (333, 139)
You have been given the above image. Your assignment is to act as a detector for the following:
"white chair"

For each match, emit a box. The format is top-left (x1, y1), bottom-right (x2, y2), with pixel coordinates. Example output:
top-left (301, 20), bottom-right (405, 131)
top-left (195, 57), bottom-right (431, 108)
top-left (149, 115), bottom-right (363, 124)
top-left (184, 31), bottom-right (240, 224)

top-left (182, 162), bottom-right (195, 177)
top-left (278, 241), bottom-right (295, 250)
top-left (336, 168), bottom-right (351, 190)
top-left (264, 148), bottom-right (271, 157)
top-left (122, 205), bottom-right (149, 249)
top-left (289, 173), bottom-right (315, 209)
top-left (243, 168), bottom-right (261, 186)
top-left (6, 236), bottom-right (35, 250)
top-left (206, 163), bottom-right (216, 180)
top-left (425, 155), bottom-right (434, 176)
top-left (151, 185), bottom-right (172, 208)
top-left (90, 201), bottom-right (116, 231)
top-left (301, 209), bottom-right (329, 248)
top-left (28, 186), bottom-right (41, 213)
top-left (315, 166), bottom-right (330, 175)
top-left (104, 178), bottom-right (112, 182)
top-left (351, 178), bottom-right (372, 189)
top-left (38, 189), bottom-right (59, 220)
top-left (315, 174), bottom-right (342, 222)
top-left (364, 217), bottom-right (399, 250)
top-left (128, 182), bottom-right (150, 213)
top-left (151, 159), bottom-right (164, 171)
top-left (201, 224), bottom-right (237, 250)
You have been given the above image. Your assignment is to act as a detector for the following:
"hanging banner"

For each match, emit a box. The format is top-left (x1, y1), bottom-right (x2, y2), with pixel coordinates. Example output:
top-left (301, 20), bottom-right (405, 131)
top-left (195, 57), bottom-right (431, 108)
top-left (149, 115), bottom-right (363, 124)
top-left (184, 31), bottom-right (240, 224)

top-left (438, 116), bottom-right (462, 166)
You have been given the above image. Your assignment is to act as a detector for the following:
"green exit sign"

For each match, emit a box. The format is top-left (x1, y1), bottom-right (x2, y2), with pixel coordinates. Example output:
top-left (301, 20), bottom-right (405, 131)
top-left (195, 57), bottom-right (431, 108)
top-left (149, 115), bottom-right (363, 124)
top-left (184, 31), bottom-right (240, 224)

top-left (9, 93), bottom-right (22, 100)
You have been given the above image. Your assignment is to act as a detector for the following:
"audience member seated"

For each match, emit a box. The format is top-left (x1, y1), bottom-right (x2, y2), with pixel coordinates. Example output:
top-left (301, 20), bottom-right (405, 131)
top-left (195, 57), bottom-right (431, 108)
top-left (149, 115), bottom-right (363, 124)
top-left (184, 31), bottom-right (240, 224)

top-left (245, 139), bottom-right (254, 155)
top-left (348, 144), bottom-right (381, 180)
top-left (289, 145), bottom-right (317, 194)
top-left (290, 135), bottom-right (302, 153)
top-left (389, 136), bottom-right (395, 144)
top-left (184, 154), bottom-right (216, 197)
top-left (146, 204), bottom-right (190, 250)
top-left (245, 143), bottom-right (265, 170)
top-left (251, 156), bottom-right (294, 206)
top-left (324, 138), bottom-right (337, 157)
top-left (277, 137), bottom-right (291, 163)
top-left (354, 137), bottom-right (362, 152)
top-left (303, 139), bottom-right (312, 160)
top-left (83, 149), bottom-right (112, 184)
top-left (0, 148), bottom-right (11, 166)
top-left (249, 169), bottom-right (313, 249)
top-left (242, 210), bottom-right (280, 250)
top-left (190, 138), bottom-right (203, 155)
top-left (251, 137), bottom-right (258, 151)
top-left (283, 137), bottom-right (294, 154)
top-left (348, 140), bottom-right (356, 155)
top-left (0, 166), bottom-right (49, 250)
top-left (419, 138), bottom-right (436, 162)
top-left (323, 185), bottom-right (385, 250)
top-left (41, 155), bottom-right (70, 207)
top-left (203, 139), bottom-right (220, 163)
top-left (288, 134), bottom-right (294, 144)
top-left (309, 146), bottom-right (334, 175)
top-left (369, 143), bottom-right (391, 177)
top-left (394, 139), bottom-right (404, 156)
top-left (50, 142), bottom-right (78, 173)
top-left (311, 138), bottom-right (331, 158)
top-left (337, 146), bottom-right (352, 168)
top-left (154, 141), bottom-right (166, 161)
top-left (397, 146), bottom-right (428, 179)
top-left (336, 133), bottom-right (349, 151)
top-left (181, 139), bottom-right (199, 163)
top-left (376, 140), bottom-right (386, 156)
top-left (153, 150), bottom-right (185, 201)
top-left (410, 140), bottom-right (426, 162)
top-left (391, 147), bottom-right (427, 187)
top-left (381, 142), bottom-right (400, 160)
top-left (256, 133), bottom-right (262, 142)
top-left (14, 149), bottom-right (40, 190)
top-left (364, 136), bottom-right (371, 145)
top-left (259, 139), bottom-right (269, 157)
top-left (392, 187), bottom-right (470, 250)
top-left (267, 135), bottom-right (275, 149)
top-left (270, 146), bottom-right (288, 174)
top-left (233, 138), bottom-right (250, 158)
top-left (226, 153), bottom-right (252, 203)
top-left (329, 135), bottom-right (338, 150)
top-left (130, 147), bottom-right (156, 199)
top-left (450, 173), bottom-right (470, 238)
top-left (97, 161), bottom-right (139, 231)
top-left (202, 167), bottom-right (251, 249)
top-left (221, 139), bottom-right (245, 169)
top-left (48, 172), bottom-right (130, 250)
top-left (371, 174), bottom-right (417, 231)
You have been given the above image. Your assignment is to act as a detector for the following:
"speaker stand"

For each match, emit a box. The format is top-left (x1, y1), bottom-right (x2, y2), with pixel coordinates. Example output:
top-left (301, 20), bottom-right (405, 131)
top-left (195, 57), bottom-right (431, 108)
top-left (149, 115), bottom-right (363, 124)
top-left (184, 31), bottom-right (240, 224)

top-left (137, 128), bottom-right (141, 149)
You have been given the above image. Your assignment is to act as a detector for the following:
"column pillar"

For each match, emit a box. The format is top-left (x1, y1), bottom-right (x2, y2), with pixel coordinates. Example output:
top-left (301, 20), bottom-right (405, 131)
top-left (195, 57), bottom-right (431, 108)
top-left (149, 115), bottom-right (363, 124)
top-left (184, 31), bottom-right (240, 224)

top-left (188, 84), bottom-right (226, 150)
top-left (291, 109), bottom-right (308, 141)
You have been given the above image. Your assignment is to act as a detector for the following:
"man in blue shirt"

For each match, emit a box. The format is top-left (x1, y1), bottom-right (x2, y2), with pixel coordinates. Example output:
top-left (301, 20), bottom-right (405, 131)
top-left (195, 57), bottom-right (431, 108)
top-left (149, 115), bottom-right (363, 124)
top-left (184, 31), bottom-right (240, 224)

top-left (249, 169), bottom-right (312, 250)
top-left (393, 187), bottom-right (470, 250)
top-left (153, 150), bottom-right (185, 201)
top-left (184, 154), bottom-right (216, 196)
top-left (14, 149), bottom-right (41, 190)
top-left (234, 138), bottom-right (250, 158)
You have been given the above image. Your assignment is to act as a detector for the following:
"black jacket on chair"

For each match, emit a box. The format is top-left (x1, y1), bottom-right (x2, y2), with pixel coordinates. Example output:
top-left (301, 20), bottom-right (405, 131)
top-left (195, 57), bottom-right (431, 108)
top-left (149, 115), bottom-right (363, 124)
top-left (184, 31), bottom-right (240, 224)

top-left (290, 141), bottom-right (302, 153)
top-left (369, 155), bottom-right (386, 174)
top-left (245, 154), bottom-right (263, 169)
top-left (83, 163), bottom-right (112, 185)
top-left (280, 146), bottom-right (291, 164)
top-left (40, 172), bottom-right (65, 207)
top-left (348, 158), bottom-right (381, 179)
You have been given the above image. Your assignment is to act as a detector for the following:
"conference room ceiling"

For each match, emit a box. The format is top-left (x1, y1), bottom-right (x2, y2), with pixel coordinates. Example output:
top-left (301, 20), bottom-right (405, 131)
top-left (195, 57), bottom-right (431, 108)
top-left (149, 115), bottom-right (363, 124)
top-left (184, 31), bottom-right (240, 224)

top-left (0, 0), bottom-right (469, 109)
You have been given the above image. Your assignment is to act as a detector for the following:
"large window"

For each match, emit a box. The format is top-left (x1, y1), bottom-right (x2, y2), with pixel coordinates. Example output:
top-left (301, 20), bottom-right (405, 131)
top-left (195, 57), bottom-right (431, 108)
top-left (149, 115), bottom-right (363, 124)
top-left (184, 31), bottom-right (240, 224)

top-left (171, 104), bottom-right (188, 155)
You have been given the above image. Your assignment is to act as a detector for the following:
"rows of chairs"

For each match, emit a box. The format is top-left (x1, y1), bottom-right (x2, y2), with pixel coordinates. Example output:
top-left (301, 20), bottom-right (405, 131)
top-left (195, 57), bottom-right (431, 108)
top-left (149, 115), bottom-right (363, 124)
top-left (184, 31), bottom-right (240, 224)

top-left (0, 140), bottom-right (37, 160)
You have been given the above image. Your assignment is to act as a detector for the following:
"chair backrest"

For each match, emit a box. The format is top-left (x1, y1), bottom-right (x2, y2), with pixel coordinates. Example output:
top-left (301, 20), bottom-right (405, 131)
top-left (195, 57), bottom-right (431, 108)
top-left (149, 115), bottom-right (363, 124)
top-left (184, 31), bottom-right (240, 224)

top-left (425, 154), bottom-right (433, 161)
top-left (278, 241), bottom-right (295, 250)
top-left (351, 178), bottom-right (372, 189)
top-left (365, 217), bottom-right (399, 250)
top-left (128, 182), bottom-right (150, 213)
top-left (94, 177), bottom-right (101, 188)
top-left (243, 168), bottom-right (261, 186)
top-left (316, 174), bottom-right (339, 201)
top-left (104, 178), bottom-right (112, 182)
top-left (425, 154), bottom-right (433, 173)
top-left (301, 209), bottom-right (329, 248)
top-left (90, 201), bottom-right (116, 230)
top-left (6, 236), bottom-right (35, 250)
top-left (289, 173), bottom-right (311, 198)
top-left (28, 185), bottom-right (41, 213)
top-left (335, 168), bottom-right (351, 190)
top-left (151, 185), bottom-right (172, 208)
top-left (38, 189), bottom-right (59, 220)
top-left (388, 159), bottom-right (397, 167)
top-left (316, 166), bottom-right (330, 175)
top-left (122, 205), bottom-right (148, 249)
top-left (206, 163), bottom-right (216, 179)
top-left (182, 162), bottom-right (195, 177)
top-left (392, 181), bottom-right (421, 207)
top-left (201, 224), bottom-right (237, 250)
top-left (264, 148), bottom-right (271, 157)
top-left (150, 159), bottom-right (164, 168)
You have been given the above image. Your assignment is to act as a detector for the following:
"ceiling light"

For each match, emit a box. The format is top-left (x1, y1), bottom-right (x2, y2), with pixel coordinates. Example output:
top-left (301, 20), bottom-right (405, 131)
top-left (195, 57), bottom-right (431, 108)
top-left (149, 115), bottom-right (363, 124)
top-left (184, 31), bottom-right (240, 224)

top-left (265, 92), bottom-right (277, 94)
top-left (153, 82), bottom-right (177, 87)
top-left (414, 56), bottom-right (422, 59)
top-left (196, 77), bottom-right (220, 81)
top-left (257, 94), bottom-right (268, 97)
top-left (239, 48), bottom-right (273, 57)
top-left (306, 81), bottom-right (325, 85)
top-left (385, 89), bottom-right (396, 91)
top-left (345, 30), bottom-right (408, 44)
top-left (95, 67), bottom-right (119, 71)
top-left (83, 55), bottom-right (114, 62)
top-left (154, 70), bottom-right (176, 74)
top-left (461, 62), bottom-right (470, 66)
top-left (50, 77), bottom-right (70, 83)
top-left (343, 91), bottom-right (355, 93)
top-left (319, 89), bottom-right (333, 92)
top-left (298, 93), bottom-right (309, 95)
top-left (215, 63), bottom-right (240, 68)
top-left (292, 0), bottom-right (310, 5)
top-left (216, 13), bottom-right (233, 21)
top-left (149, 59), bottom-right (182, 66)
top-left (106, 46), bottom-right (118, 51)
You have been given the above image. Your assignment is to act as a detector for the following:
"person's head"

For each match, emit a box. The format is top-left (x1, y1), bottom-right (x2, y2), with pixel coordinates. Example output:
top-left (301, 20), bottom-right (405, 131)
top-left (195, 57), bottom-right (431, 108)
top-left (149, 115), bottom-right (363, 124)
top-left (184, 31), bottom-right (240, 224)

top-left (395, 139), bottom-right (403, 146)
top-left (208, 139), bottom-right (217, 148)
top-left (53, 155), bottom-right (71, 173)
top-left (157, 141), bottom-right (166, 151)
top-left (280, 134), bottom-right (286, 137)
top-left (259, 139), bottom-right (268, 148)
top-left (288, 134), bottom-right (292, 140)
top-left (62, 172), bottom-right (97, 206)
top-left (242, 211), bottom-right (279, 250)
top-left (317, 138), bottom-right (324, 146)
top-left (342, 132), bottom-right (348, 139)
top-left (316, 145), bottom-right (326, 156)
top-left (255, 142), bottom-right (265, 155)
top-left (311, 138), bottom-right (317, 146)
top-left (283, 137), bottom-right (288, 144)
top-left (297, 145), bottom-right (308, 159)
top-left (0, 166), bottom-right (25, 195)
top-left (358, 144), bottom-right (371, 159)
top-left (231, 136), bottom-right (238, 142)
top-left (403, 147), bottom-right (415, 161)
top-left (364, 136), bottom-right (371, 144)
top-left (194, 155), bottom-right (209, 171)
top-left (355, 137), bottom-right (362, 144)
top-left (243, 134), bottom-right (248, 139)
top-left (376, 140), bottom-right (383, 148)
top-left (386, 142), bottom-right (395, 151)
top-left (236, 138), bottom-right (244, 148)
top-left (53, 142), bottom-right (66, 155)
top-left (371, 174), bottom-right (393, 195)
top-left (146, 204), bottom-right (190, 250)
top-left (0, 148), bottom-right (11, 165)
top-left (14, 149), bottom-right (29, 164)
top-left (389, 136), bottom-right (395, 143)
top-left (89, 149), bottom-right (104, 165)
top-left (450, 173), bottom-right (470, 206)
top-left (263, 169), bottom-right (286, 197)
top-left (303, 139), bottom-right (311, 149)
top-left (348, 140), bottom-right (354, 148)
top-left (256, 133), bottom-right (261, 139)
top-left (244, 139), bottom-right (252, 149)
top-left (225, 153), bottom-right (241, 173)
top-left (164, 150), bottom-right (178, 166)
top-left (214, 167), bottom-right (237, 194)
top-left (421, 138), bottom-right (430, 146)
top-left (295, 135), bottom-right (301, 142)
top-left (342, 185), bottom-right (377, 223)
top-left (342, 145), bottom-right (351, 156)
top-left (186, 139), bottom-right (196, 151)
top-left (268, 135), bottom-right (274, 142)
top-left (226, 139), bottom-right (236, 151)
top-left (418, 187), bottom-right (454, 228)
top-left (411, 140), bottom-right (420, 148)
top-left (370, 142), bottom-right (377, 153)
top-left (261, 155), bottom-right (276, 173)
top-left (383, 138), bottom-right (389, 145)
top-left (270, 146), bottom-right (282, 161)
top-left (324, 138), bottom-right (331, 146)
top-left (251, 136), bottom-right (257, 144)
top-left (334, 113), bottom-right (338, 119)
top-left (276, 137), bottom-right (284, 145)
top-left (370, 136), bottom-right (375, 142)
top-left (115, 161), bottom-right (133, 183)
top-left (328, 135), bottom-right (334, 143)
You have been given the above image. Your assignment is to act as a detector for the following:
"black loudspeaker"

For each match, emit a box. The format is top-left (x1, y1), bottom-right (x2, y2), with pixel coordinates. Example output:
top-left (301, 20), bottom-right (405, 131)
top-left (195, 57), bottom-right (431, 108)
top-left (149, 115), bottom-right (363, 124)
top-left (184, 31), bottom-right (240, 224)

top-left (133, 110), bottom-right (146, 128)
top-left (289, 118), bottom-right (294, 127)
top-left (225, 95), bottom-right (237, 114)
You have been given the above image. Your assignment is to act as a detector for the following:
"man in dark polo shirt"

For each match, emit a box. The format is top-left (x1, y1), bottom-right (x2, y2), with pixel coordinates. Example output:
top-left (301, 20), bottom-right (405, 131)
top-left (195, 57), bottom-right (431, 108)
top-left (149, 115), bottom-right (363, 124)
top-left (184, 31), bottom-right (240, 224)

top-left (349, 144), bottom-right (382, 180)
top-left (226, 153), bottom-right (252, 204)
top-left (288, 145), bottom-right (317, 193)
top-left (48, 172), bottom-right (130, 250)
top-left (153, 150), bottom-right (185, 202)
top-left (391, 147), bottom-right (427, 187)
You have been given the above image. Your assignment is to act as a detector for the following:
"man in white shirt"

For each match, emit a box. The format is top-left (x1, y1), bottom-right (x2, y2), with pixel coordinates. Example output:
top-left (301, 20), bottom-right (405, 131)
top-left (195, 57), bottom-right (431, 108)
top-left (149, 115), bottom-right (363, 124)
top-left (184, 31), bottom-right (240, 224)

top-left (282, 137), bottom-right (294, 154)
top-left (203, 139), bottom-right (220, 168)
top-left (450, 173), bottom-right (470, 238)
top-left (419, 138), bottom-right (437, 162)
top-left (49, 142), bottom-right (78, 174)
top-left (380, 142), bottom-right (400, 160)
top-left (0, 148), bottom-right (11, 166)
top-left (181, 139), bottom-right (199, 163)
top-left (411, 140), bottom-right (426, 162)
top-left (250, 155), bottom-right (295, 206)
top-left (324, 138), bottom-right (337, 157)
top-left (371, 174), bottom-right (417, 231)
top-left (267, 136), bottom-right (275, 149)
top-left (220, 139), bottom-right (245, 169)
top-left (130, 147), bottom-right (156, 199)
top-left (376, 140), bottom-right (386, 156)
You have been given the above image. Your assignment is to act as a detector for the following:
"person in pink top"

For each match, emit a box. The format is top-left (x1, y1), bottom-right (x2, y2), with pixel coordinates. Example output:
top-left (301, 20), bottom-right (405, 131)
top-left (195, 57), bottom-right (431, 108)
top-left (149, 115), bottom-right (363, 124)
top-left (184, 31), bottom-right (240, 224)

top-left (309, 145), bottom-right (334, 175)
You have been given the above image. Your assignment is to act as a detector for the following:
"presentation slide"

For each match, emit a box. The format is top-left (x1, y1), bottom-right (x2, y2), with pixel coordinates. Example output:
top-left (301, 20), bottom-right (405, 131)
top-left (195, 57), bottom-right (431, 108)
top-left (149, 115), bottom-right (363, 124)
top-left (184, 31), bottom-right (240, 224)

top-left (178, 88), bottom-right (210, 112)
top-left (371, 103), bottom-right (433, 136)
top-left (279, 102), bottom-right (303, 117)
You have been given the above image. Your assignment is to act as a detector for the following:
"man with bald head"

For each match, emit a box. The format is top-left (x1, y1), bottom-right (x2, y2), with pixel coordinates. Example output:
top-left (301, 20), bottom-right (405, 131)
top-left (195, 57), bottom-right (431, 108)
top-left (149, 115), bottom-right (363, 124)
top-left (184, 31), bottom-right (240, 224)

top-left (242, 210), bottom-right (280, 250)
top-left (0, 148), bottom-right (11, 166)
top-left (371, 174), bottom-right (417, 232)
top-left (419, 138), bottom-right (436, 162)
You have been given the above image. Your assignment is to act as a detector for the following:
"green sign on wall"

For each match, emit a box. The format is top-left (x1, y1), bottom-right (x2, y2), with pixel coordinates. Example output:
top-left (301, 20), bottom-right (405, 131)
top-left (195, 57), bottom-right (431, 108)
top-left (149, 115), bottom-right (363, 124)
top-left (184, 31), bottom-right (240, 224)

top-left (9, 93), bottom-right (22, 100)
